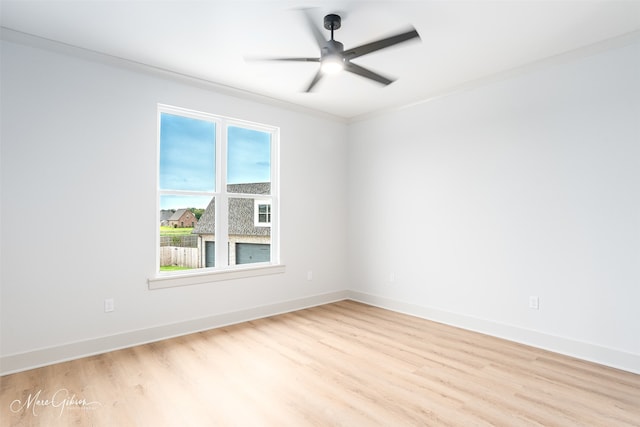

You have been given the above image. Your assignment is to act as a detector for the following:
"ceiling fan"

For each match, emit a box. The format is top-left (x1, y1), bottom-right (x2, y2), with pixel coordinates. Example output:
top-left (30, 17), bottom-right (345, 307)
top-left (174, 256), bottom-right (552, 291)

top-left (250, 12), bottom-right (421, 92)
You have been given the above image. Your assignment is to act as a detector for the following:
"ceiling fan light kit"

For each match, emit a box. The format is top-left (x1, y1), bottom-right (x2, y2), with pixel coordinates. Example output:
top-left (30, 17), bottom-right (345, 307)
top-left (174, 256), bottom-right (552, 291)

top-left (251, 12), bottom-right (421, 92)
top-left (320, 55), bottom-right (344, 74)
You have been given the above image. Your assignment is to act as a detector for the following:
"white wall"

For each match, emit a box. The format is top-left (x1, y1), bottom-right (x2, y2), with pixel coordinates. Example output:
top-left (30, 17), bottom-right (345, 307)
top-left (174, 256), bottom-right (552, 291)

top-left (0, 39), bottom-right (349, 372)
top-left (2, 32), bottom-right (639, 375)
top-left (348, 38), bottom-right (640, 372)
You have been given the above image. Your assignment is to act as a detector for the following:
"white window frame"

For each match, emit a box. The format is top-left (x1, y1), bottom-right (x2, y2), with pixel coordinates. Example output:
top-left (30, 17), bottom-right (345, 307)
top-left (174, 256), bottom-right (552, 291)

top-left (149, 104), bottom-right (283, 289)
top-left (254, 199), bottom-right (272, 227)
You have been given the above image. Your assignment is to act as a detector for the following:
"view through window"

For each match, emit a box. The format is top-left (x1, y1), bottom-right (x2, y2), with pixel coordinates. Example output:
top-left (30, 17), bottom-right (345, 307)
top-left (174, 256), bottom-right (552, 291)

top-left (158, 105), bottom-right (278, 273)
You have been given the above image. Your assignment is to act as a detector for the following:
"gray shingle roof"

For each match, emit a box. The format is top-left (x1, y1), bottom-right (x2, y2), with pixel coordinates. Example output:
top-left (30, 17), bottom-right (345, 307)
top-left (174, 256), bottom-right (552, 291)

top-left (169, 208), bottom-right (189, 221)
top-left (192, 198), bottom-right (215, 234)
top-left (227, 182), bottom-right (270, 195)
top-left (192, 183), bottom-right (271, 236)
top-left (160, 210), bottom-right (174, 221)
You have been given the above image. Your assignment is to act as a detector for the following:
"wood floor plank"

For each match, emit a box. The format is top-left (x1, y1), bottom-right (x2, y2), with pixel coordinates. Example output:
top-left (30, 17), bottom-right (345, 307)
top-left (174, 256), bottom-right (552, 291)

top-left (1, 300), bottom-right (639, 426)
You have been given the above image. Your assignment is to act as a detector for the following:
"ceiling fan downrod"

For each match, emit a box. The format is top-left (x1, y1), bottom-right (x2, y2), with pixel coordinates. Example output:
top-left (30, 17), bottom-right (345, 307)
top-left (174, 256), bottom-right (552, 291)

top-left (320, 14), bottom-right (345, 75)
top-left (323, 14), bottom-right (341, 41)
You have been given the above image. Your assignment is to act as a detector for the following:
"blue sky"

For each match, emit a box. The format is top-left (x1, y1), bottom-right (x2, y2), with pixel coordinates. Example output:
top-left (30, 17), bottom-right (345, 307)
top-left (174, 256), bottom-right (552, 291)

top-left (160, 113), bottom-right (271, 210)
top-left (227, 126), bottom-right (271, 185)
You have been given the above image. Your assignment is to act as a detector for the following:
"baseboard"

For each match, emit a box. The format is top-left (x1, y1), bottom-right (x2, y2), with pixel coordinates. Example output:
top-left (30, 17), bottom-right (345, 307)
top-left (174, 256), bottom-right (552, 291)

top-left (4, 289), bottom-right (637, 376)
top-left (0, 290), bottom-right (350, 375)
top-left (346, 290), bottom-right (640, 375)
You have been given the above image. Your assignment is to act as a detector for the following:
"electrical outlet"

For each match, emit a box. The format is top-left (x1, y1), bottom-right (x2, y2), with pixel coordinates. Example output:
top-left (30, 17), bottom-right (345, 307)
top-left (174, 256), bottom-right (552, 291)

top-left (104, 298), bottom-right (115, 313)
top-left (307, 271), bottom-right (313, 281)
top-left (529, 296), bottom-right (539, 310)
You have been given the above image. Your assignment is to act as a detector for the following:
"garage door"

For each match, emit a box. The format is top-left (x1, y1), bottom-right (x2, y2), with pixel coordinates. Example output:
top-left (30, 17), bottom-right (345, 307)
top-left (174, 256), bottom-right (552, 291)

top-left (236, 243), bottom-right (270, 265)
top-left (205, 241), bottom-right (215, 267)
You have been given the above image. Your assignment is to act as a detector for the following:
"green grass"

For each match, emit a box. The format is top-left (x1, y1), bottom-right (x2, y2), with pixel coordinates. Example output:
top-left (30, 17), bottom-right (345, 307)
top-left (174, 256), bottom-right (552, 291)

top-left (160, 265), bottom-right (193, 271)
top-left (160, 226), bottom-right (193, 236)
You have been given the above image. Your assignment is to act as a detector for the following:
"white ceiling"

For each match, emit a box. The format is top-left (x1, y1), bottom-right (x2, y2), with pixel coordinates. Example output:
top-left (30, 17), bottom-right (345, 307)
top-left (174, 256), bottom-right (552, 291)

top-left (2, 1), bottom-right (639, 119)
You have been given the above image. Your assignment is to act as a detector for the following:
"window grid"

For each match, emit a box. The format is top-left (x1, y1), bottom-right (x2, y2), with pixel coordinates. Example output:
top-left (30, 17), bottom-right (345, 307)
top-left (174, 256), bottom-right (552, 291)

top-left (157, 104), bottom-right (279, 275)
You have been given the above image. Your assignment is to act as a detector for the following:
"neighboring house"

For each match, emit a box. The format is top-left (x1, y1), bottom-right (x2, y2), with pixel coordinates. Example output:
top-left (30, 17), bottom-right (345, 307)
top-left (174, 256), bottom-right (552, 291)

top-left (192, 182), bottom-right (271, 267)
top-left (167, 208), bottom-right (197, 228)
top-left (159, 209), bottom-right (174, 226)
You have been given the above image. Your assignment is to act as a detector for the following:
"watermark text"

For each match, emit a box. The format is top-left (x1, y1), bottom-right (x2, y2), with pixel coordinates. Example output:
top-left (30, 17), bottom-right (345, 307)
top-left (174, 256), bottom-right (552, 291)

top-left (10, 388), bottom-right (101, 417)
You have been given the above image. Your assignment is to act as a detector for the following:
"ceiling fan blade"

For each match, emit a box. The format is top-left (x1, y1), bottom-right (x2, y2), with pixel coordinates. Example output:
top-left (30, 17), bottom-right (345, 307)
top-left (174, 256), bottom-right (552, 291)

top-left (305, 69), bottom-right (324, 92)
top-left (245, 56), bottom-right (320, 63)
top-left (344, 62), bottom-right (394, 86)
top-left (300, 8), bottom-right (327, 49)
top-left (343, 28), bottom-right (420, 60)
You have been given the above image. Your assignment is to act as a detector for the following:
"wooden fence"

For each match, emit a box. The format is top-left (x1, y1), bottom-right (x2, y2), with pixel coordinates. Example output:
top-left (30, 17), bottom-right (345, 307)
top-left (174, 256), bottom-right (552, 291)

top-left (160, 235), bottom-right (197, 247)
top-left (160, 246), bottom-right (199, 268)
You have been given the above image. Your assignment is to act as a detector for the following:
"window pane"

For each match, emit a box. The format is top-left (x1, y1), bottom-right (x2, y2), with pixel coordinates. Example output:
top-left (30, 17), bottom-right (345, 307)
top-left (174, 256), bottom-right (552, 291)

top-left (156, 106), bottom-right (278, 278)
top-left (257, 203), bottom-right (271, 224)
top-left (159, 113), bottom-right (215, 191)
top-left (228, 197), bottom-right (270, 265)
top-left (191, 196), bottom-right (217, 269)
top-left (159, 195), bottom-right (211, 271)
top-left (227, 126), bottom-right (270, 194)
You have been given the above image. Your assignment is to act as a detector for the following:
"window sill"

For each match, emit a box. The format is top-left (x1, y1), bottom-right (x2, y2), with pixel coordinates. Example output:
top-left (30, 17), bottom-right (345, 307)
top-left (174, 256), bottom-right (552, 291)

top-left (148, 264), bottom-right (286, 290)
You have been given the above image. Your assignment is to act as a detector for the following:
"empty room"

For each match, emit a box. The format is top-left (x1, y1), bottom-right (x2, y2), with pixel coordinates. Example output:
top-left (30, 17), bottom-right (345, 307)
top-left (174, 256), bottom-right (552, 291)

top-left (1, 1), bottom-right (639, 425)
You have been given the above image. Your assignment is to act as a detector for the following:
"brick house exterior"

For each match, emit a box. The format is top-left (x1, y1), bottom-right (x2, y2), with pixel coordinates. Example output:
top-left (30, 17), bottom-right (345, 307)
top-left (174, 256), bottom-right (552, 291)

top-left (167, 208), bottom-right (197, 228)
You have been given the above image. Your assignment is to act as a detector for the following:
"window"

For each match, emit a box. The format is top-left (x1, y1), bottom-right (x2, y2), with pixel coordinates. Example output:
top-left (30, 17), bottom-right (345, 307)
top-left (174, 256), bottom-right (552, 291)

top-left (254, 200), bottom-right (271, 226)
top-left (153, 104), bottom-right (280, 286)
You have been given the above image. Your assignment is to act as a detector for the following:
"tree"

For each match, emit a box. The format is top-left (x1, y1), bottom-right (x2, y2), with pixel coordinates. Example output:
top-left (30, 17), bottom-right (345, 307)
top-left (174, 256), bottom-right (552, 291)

top-left (189, 207), bottom-right (205, 220)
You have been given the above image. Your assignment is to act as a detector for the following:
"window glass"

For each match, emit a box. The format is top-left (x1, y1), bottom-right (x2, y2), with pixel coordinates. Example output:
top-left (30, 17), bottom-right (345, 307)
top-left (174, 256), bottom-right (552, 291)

top-left (227, 126), bottom-right (271, 194)
top-left (159, 113), bottom-right (215, 191)
top-left (157, 106), bottom-right (278, 277)
top-left (228, 197), bottom-right (271, 266)
top-left (254, 200), bottom-right (272, 226)
top-left (258, 204), bottom-right (271, 224)
top-left (159, 194), bottom-right (211, 272)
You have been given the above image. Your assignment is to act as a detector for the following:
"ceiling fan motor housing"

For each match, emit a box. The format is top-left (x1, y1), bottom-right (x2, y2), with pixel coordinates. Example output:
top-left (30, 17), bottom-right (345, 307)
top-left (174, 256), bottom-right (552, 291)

top-left (322, 40), bottom-right (344, 58)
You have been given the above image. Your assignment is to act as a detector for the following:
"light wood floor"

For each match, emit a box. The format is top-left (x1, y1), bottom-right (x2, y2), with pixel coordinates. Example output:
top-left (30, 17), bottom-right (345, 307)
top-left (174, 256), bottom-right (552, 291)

top-left (2, 300), bottom-right (639, 426)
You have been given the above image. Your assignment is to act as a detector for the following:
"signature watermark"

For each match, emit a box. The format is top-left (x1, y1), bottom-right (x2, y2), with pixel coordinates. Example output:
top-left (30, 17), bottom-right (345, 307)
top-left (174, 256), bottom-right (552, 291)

top-left (10, 388), bottom-right (102, 417)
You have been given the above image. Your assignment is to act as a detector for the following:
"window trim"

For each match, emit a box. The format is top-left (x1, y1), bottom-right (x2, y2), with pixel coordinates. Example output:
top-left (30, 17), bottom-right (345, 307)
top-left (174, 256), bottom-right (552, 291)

top-left (148, 264), bottom-right (286, 290)
top-left (151, 104), bottom-right (281, 288)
